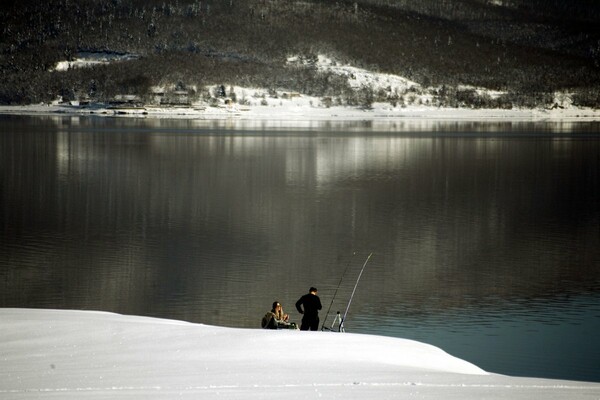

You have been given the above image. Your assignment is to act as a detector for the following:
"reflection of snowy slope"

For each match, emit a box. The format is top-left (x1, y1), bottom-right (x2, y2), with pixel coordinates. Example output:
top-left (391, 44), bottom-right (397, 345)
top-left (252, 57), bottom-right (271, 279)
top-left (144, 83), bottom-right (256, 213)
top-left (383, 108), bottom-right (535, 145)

top-left (284, 137), bottom-right (414, 187)
top-left (314, 138), bottom-right (369, 186)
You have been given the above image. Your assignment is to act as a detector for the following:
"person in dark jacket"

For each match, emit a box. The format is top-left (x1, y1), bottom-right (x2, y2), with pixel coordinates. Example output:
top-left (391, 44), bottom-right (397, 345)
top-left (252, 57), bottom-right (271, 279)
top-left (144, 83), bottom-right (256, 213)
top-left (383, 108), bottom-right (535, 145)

top-left (295, 287), bottom-right (322, 331)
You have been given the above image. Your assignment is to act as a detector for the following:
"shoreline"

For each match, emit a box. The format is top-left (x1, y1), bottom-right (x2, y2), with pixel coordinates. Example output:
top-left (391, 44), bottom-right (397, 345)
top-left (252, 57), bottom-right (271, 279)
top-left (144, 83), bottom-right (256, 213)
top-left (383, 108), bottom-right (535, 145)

top-left (1, 103), bottom-right (600, 122)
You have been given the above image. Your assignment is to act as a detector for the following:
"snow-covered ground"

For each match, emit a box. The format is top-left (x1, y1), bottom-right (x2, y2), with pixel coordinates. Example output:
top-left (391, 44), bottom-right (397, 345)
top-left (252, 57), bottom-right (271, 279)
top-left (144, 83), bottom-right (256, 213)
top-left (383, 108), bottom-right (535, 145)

top-left (289, 54), bottom-right (421, 93)
top-left (1, 309), bottom-right (598, 399)
top-left (1, 99), bottom-right (599, 122)
top-left (51, 52), bottom-right (140, 72)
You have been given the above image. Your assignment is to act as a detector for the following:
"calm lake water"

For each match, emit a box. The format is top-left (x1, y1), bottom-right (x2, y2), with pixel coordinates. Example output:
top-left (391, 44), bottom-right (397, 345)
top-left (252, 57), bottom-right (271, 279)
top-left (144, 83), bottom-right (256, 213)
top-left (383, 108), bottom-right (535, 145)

top-left (1, 115), bottom-right (599, 382)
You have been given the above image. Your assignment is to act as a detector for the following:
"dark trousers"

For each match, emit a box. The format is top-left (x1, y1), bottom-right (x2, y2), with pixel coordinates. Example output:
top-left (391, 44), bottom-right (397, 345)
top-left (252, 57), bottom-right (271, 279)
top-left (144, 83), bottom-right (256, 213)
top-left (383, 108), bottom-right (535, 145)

top-left (301, 316), bottom-right (319, 331)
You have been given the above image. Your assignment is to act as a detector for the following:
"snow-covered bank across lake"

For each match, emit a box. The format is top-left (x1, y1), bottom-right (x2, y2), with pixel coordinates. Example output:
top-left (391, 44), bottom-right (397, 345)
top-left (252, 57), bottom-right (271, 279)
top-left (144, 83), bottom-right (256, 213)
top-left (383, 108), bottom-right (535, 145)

top-left (1, 101), bottom-right (600, 123)
top-left (1, 309), bottom-right (598, 399)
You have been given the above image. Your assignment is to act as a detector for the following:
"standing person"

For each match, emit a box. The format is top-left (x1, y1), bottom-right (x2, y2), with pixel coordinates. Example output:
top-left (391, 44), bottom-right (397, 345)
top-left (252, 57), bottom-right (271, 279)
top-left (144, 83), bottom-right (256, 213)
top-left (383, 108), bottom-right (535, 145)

top-left (295, 287), bottom-right (322, 331)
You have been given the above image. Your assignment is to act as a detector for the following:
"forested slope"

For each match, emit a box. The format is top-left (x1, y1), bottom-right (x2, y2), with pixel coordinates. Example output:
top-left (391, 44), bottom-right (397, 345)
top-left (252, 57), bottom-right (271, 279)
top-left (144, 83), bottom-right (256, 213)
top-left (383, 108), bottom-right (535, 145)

top-left (1, 0), bottom-right (599, 107)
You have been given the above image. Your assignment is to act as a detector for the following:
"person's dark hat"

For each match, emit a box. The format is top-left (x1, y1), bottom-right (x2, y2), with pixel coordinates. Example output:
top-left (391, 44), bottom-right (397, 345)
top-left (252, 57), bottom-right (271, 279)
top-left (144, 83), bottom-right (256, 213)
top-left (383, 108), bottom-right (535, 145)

top-left (309, 287), bottom-right (317, 292)
top-left (272, 301), bottom-right (280, 309)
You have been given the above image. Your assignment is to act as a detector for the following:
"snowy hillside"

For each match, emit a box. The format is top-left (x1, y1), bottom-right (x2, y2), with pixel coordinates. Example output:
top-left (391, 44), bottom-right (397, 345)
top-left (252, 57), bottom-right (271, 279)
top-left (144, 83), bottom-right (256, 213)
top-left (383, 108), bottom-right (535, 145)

top-left (3, 0), bottom-right (599, 107)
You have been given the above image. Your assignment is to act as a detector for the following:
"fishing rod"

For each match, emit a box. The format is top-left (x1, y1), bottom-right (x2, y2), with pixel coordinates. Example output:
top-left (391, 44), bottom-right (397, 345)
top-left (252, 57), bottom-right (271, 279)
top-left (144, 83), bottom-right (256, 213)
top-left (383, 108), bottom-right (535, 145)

top-left (321, 252), bottom-right (355, 331)
top-left (339, 252), bottom-right (373, 332)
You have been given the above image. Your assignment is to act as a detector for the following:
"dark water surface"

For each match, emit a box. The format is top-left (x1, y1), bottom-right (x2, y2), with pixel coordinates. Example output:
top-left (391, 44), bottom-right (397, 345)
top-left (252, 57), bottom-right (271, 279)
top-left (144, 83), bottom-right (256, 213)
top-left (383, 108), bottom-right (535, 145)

top-left (1, 115), bottom-right (599, 382)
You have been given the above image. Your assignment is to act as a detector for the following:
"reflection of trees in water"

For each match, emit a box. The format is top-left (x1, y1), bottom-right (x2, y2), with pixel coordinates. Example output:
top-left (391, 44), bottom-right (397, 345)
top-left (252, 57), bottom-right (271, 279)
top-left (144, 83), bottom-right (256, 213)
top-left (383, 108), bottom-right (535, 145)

top-left (351, 137), bottom-right (600, 313)
top-left (1, 119), bottom-right (599, 328)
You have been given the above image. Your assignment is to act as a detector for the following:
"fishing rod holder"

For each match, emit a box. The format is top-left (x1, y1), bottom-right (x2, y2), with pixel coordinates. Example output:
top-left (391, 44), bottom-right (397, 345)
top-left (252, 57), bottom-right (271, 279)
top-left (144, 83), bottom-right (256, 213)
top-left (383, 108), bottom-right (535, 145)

top-left (321, 311), bottom-right (345, 332)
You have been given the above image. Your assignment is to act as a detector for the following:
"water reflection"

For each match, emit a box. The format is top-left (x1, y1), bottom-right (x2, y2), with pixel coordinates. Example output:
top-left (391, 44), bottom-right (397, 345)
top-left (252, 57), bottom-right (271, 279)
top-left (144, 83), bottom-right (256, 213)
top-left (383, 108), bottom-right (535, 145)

top-left (4, 113), bottom-right (600, 134)
top-left (1, 115), bottom-right (599, 382)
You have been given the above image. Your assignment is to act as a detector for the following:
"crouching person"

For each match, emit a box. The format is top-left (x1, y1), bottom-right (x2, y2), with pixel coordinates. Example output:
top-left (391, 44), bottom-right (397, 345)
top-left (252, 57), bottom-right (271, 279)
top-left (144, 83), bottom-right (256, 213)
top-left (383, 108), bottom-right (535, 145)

top-left (261, 302), bottom-right (298, 330)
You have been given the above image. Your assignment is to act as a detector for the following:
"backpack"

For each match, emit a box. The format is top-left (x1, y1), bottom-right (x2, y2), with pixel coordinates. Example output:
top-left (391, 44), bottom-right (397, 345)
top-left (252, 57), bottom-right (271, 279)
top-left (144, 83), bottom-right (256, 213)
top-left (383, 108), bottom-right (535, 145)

top-left (261, 312), bottom-right (276, 329)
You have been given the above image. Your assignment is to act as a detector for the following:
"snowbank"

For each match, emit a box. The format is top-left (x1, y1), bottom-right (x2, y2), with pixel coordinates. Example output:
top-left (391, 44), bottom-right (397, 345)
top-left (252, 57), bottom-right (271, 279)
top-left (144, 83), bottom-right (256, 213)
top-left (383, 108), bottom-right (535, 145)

top-left (1, 101), bottom-right (600, 123)
top-left (1, 309), bottom-right (598, 399)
